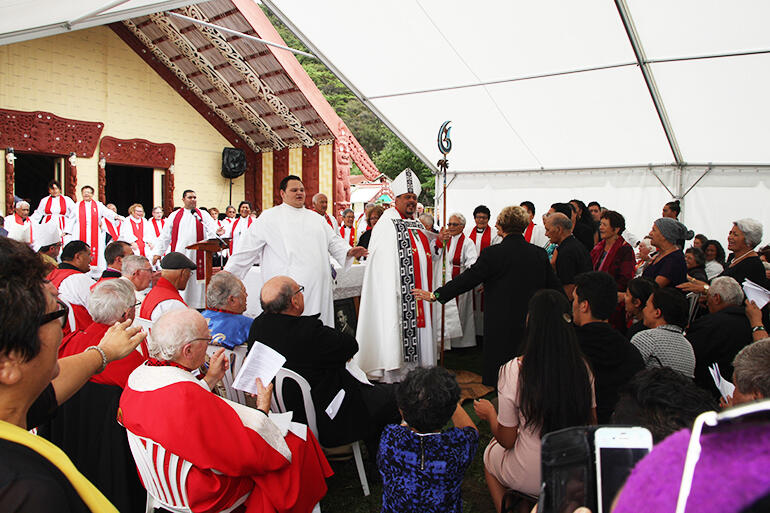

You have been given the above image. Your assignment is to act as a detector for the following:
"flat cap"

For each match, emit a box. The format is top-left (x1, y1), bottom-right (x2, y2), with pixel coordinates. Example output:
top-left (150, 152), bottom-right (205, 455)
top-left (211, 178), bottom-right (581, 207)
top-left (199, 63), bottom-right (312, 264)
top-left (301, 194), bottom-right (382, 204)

top-left (160, 252), bottom-right (197, 270)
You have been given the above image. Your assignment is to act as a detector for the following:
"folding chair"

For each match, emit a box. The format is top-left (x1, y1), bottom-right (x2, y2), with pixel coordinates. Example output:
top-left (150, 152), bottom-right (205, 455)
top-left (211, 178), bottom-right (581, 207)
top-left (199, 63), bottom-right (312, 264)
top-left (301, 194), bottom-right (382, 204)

top-left (271, 367), bottom-right (370, 496)
top-left (124, 430), bottom-right (248, 513)
top-left (205, 345), bottom-right (248, 404)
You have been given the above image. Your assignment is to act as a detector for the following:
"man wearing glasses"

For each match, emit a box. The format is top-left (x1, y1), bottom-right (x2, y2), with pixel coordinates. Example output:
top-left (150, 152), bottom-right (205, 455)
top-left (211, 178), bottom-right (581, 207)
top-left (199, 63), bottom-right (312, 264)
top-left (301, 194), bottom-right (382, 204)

top-left (139, 252), bottom-right (196, 323)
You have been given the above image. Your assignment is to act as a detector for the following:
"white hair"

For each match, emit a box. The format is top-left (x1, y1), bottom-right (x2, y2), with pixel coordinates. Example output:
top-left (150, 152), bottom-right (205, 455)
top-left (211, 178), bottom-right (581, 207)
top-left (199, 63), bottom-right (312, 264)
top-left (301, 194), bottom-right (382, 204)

top-left (708, 276), bottom-right (744, 307)
top-left (122, 255), bottom-right (149, 278)
top-left (206, 271), bottom-right (243, 309)
top-left (15, 201), bottom-right (29, 209)
top-left (149, 309), bottom-right (203, 361)
top-left (87, 278), bottom-right (136, 324)
top-left (449, 212), bottom-right (466, 226)
top-left (312, 192), bottom-right (326, 204)
top-left (733, 218), bottom-right (763, 248)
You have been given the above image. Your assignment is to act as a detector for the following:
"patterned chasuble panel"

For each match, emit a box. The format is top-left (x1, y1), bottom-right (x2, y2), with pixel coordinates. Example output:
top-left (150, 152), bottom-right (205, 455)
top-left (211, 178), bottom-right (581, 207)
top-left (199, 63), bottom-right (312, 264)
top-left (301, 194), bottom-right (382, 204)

top-left (392, 218), bottom-right (424, 363)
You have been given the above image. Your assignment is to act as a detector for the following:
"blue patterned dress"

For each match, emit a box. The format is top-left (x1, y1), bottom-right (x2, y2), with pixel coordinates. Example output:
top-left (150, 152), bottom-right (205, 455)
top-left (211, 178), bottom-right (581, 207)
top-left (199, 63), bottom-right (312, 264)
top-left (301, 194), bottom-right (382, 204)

top-left (377, 424), bottom-right (479, 513)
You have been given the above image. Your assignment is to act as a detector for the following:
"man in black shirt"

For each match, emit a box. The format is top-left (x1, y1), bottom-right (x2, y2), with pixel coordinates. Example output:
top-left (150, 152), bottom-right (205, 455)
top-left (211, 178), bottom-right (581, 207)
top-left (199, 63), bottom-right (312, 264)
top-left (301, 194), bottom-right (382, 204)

top-left (545, 212), bottom-right (592, 301)
top-left (572, 271), bottom-right (644, 423)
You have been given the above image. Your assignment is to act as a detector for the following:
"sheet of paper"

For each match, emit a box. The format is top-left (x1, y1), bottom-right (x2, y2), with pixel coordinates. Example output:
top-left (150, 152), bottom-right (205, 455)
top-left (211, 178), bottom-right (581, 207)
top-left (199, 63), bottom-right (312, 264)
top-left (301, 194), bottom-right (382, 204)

top-left (325, 389), bottom-right (346, 420)
top-left (268, 411), bottom-right (292, 437)
top-left (232, 342), bottom-right (286, 395)
top-left (743, 279), bottom-right (770, 309)
top-left (709, 363), bottom-right (735, 400)
top-left (346, 361), bottom-right (373, 386)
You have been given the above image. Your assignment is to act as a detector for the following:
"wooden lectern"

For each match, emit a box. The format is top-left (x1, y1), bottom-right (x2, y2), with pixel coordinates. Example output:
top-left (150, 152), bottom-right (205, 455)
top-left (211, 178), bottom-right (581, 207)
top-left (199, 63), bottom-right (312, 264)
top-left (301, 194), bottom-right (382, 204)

top-left (187, 238), bottom-right (230, 291)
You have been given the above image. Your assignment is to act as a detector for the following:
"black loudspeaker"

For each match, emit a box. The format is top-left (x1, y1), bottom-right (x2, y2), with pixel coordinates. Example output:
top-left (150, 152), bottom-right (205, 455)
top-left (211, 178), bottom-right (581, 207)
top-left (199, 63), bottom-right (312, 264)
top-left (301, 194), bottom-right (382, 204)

top-left (221, 147), bottom-right (247, 179)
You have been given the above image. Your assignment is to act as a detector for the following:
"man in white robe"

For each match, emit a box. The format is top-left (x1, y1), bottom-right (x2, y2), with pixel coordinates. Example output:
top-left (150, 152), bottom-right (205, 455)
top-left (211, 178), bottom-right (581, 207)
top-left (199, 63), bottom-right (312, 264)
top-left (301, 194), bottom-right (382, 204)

top-left (438, 213), bottom-right (478, 349)
top-left (355, 168), bottom-right (440, 383)
top-left (468, 205), bottom-right (502, 337)
top-left (354, 203), bottom-right (373, 245)
top-left (312, 192), bottom-right (339, 232)
top-left (339, 208), bottom-right (356, 246)
top-left (31, 179), bottom-right (76, 238)
top-left (225, 175), bottom-right (366, 327)
top-left (151, 190), bottom-right (224, 309)
top-left (520, 200), bottom-right (549, 248)
top-left (226, 201), bottom-right (254, 254)
top-left (72, 185), bottom-right (122, 277)
top-left (120, 204), bottom-right (155, 257)
top-left (4, 201), bottom-right (32, 244)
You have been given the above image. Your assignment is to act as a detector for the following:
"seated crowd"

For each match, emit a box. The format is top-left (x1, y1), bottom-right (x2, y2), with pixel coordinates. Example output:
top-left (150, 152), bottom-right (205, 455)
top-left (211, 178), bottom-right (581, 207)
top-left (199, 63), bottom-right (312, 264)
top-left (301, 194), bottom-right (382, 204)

top-left (1, 192), bottom-right (769, 513)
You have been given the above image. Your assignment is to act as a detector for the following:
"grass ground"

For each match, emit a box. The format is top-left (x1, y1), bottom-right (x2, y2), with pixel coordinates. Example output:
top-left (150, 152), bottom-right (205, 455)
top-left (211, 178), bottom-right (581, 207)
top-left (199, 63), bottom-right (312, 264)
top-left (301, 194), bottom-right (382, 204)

top-left (320, 345), bottom-right (498, 513)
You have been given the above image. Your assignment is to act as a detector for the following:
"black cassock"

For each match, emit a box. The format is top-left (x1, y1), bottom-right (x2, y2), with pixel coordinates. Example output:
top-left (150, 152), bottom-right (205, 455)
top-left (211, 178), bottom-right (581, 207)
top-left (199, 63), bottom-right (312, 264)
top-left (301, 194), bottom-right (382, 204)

top-left (434, 234), bottom-right (562, 386)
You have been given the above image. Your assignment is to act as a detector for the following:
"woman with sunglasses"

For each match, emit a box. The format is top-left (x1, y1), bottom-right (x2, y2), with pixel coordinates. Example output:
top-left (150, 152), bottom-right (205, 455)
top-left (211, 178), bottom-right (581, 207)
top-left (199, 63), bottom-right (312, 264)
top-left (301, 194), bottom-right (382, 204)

top-left (0, 237), bottom-right (146, 512)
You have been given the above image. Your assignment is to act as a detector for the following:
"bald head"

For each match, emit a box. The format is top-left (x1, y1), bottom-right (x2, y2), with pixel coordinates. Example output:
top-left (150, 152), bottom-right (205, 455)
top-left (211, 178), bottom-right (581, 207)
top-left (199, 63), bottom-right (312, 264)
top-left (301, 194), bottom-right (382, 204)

top-left (260, 275), bottom-right (303, 316)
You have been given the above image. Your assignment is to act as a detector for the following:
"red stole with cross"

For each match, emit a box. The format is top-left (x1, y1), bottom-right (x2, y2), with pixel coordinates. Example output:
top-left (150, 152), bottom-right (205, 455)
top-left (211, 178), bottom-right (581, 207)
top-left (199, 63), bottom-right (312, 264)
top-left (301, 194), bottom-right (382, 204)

top-left (228, 216), bottom-right (252, 253)
top-left (171, 209), bottom-right (205, 280)
top-left (79, 201), bottom-right (99, 265)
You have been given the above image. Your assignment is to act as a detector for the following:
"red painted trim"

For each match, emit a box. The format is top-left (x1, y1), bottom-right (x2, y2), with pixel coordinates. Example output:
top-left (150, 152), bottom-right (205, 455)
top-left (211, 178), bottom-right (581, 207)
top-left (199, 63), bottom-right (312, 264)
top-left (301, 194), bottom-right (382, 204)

top-left (244, 152), bottom-right (262, 212)
top-left (272, 148), bottom-right (289, 206)
top-left (5, 154), bottom-right (13, 216)
top-left (99, 136), bottom-right (175, 168)
top-left (64, 157), bottom-right (77, 202)
top-left (302, 145), bottom-right (319, 209)
top-left (0, 108), bottom-right (103, 157)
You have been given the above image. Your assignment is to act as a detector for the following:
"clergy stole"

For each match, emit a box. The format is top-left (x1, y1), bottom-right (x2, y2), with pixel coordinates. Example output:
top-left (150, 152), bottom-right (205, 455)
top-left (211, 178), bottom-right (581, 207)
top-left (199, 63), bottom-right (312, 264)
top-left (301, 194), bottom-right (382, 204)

top-left (79, 201), bottom-right (99, 265)
top-left (103, 218), bottom-right (120, 244)
top-left (469, 227), bottom-right (492, 310)
top-left (524, 222), bottom-right (535, 242)
top-left (171, 209), bottom-right (205, 280)
top-left (130, 218), bottom-right (146, 256)
top-left (324, 213), bottom-right (334, 228)
top-left (228, 216), bottom-right (252, 253)
top-left (340, 225), bottom-right (355, 246)
top-left (392, 218), bottom-right (433, 363)
top-left (45, 195), bottom-right (67, 231)
top-left (151, 218), bottom-right (164, 238)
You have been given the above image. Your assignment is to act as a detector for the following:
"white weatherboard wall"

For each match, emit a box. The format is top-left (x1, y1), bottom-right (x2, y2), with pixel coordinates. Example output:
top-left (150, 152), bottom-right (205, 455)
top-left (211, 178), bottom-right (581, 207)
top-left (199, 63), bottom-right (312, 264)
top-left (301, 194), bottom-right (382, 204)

top-left (438, 167), bottom-right (770, 251)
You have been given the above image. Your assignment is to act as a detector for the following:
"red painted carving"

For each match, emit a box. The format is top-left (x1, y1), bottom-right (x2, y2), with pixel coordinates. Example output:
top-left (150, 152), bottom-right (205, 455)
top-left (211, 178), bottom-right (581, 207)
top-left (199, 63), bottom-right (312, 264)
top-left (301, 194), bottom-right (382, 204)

top-left (0, 109), bottom-right (103, 157)
top-left (98, 162), bottom-right (107, 204)
top-left (5, 152), bottom-right (14, 216)
top-left (164, 170), bottom-right (175, 216)
top-left (244, 152), bottom-right (261, 212)
top-left (64, 154), bottom-right (77, 202)
top-left (99, 136), bottom-right (175, 169)
top-left (333, 128), bottom-right (352, 219)
top-left (347, 132), bottom-right (379, 181)
top-left (302, 145), bottom-right (320, 210)
top-left (272, 148), bottom-right (289, 207)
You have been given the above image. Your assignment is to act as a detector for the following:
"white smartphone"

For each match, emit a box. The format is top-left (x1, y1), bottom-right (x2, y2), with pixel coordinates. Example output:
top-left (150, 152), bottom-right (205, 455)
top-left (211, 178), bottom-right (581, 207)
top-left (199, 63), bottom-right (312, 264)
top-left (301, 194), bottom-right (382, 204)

top-left (594, 427), bottom-right (653, 513)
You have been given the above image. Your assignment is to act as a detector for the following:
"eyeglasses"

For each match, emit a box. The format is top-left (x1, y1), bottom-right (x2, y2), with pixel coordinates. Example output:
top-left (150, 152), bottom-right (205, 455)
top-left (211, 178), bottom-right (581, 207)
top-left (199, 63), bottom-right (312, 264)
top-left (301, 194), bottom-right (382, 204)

top-left (447, 222), bottom-right (462, 227)
top-left (294, 285), bottom-right (304, 296)
top-left (39, 299), bottom-right (69, 328)
top-left (183, 336), bottom-right (212, 345)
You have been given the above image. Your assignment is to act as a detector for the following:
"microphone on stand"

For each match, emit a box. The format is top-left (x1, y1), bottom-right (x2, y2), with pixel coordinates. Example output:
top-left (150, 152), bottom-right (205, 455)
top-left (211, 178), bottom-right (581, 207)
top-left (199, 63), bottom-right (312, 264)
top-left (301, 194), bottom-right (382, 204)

top-left (192, 210), bottom-right (228, 248)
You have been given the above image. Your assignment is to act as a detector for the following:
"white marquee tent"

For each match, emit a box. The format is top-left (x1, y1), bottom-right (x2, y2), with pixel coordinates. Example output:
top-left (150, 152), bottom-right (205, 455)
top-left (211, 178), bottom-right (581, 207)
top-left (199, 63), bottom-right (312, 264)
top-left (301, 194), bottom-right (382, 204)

top-left (260, 0), bottom-right (770, 248)
top-left (2, 0), bottom-right (769, 246)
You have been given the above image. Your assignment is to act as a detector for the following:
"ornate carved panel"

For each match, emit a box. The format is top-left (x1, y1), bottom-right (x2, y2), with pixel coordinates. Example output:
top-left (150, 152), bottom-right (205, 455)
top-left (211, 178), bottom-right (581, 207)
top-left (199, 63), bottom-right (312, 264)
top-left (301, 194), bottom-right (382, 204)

top-left (99, 136), bottom-right (175, 169)
top-left (5, 150), bottom-right (14, 216)
top-left (0, 109), bottom-right (103, 157)
top-left (272, 148), bottom-right (289, 207)
top-left (302, 145), bottom-right (320, 209)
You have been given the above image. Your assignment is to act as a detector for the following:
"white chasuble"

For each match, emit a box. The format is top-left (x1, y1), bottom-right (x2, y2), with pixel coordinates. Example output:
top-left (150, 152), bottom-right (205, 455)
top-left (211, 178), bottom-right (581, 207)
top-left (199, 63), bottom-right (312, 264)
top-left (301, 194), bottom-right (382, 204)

top-left (354, 207), bottom-right (439, 383)
top-left (224, 203), bottom-right (352, 328)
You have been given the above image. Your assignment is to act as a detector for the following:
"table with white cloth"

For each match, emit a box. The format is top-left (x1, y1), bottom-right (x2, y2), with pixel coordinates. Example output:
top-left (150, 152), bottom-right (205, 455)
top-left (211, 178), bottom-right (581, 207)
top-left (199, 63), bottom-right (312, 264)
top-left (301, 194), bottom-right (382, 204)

top-left (243, 261), bottom-right (367, 319)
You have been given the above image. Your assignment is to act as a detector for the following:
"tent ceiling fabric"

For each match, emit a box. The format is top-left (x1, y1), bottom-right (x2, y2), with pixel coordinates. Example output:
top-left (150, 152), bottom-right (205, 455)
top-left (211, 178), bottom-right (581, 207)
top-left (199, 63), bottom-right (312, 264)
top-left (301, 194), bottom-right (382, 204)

top-left (263, 0), bottom-right (770, 172)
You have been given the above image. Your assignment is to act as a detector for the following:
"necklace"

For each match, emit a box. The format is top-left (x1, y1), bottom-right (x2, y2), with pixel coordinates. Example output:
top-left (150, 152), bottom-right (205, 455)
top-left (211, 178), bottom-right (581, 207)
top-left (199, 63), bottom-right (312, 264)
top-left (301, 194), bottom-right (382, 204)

top-left (730, 250), bottom-right (755, 267)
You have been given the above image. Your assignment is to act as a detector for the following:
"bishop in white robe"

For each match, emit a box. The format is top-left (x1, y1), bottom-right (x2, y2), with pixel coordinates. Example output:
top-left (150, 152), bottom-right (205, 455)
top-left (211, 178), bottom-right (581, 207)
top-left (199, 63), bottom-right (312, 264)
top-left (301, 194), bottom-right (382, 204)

top-left (225, 175), bottom-right (366, 327)
top-left (355, 169), bottom-right (440, 383)
top-left (151, 190), bottom-right (224, 309)
top-left (438, 214), bottom-right (478, 349)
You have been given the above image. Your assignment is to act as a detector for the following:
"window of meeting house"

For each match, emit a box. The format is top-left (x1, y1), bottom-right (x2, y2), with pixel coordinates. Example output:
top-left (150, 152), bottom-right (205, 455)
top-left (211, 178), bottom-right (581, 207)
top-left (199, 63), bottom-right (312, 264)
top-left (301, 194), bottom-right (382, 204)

top-left (13, 153), bottom-right (64, 209)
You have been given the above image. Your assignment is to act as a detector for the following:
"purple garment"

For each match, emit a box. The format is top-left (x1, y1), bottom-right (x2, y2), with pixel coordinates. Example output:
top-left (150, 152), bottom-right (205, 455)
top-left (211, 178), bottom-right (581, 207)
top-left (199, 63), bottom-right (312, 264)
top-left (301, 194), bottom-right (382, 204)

top-left (613, 424), bottom-right (770, 513)
top-left (642, 250), bottom-right (688, 287)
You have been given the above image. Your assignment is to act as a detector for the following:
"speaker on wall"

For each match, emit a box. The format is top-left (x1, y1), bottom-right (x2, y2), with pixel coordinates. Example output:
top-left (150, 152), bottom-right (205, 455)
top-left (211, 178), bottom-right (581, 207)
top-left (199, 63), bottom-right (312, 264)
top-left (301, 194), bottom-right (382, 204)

top-left (221, 147), bottom-right (247, 179)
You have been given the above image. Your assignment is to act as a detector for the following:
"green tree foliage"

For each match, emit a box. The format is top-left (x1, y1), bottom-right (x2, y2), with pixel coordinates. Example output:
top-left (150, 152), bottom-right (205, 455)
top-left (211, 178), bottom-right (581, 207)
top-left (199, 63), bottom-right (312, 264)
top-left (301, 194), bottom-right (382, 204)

top-left (263, 7), bottom-right (433, 203)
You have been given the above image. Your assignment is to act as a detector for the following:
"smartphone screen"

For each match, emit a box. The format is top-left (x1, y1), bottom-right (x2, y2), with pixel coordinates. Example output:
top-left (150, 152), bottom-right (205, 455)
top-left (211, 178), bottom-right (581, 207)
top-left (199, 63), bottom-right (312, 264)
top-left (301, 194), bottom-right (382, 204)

top-left (597, 447), bottom-right (649, 511)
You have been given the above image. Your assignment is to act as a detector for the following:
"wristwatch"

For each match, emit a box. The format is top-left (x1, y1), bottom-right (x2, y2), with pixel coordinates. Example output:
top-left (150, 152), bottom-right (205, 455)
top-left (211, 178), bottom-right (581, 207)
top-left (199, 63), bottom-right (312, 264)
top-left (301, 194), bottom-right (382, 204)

top-left (753, 325), bottom-right (767, 333)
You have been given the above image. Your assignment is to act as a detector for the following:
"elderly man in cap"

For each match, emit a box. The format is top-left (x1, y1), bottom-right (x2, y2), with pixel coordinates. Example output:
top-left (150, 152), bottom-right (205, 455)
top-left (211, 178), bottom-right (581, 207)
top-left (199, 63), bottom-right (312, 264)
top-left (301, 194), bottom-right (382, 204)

top-left (355, 168), bottom-right (441, 382)
top-left (139, 252), bottom-right (196, 322)
top-left (201, 271), bottom-right (252, 348)
top-left (4, 201), bottom-right (32, 244)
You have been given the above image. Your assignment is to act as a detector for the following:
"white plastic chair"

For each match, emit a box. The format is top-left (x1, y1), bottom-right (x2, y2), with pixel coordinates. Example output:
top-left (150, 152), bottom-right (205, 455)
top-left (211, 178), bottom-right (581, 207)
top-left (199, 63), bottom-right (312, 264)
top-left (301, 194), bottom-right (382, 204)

top-left (271, 367), bottom-right (370, 496)
top-left (206, 345), bottom-right (248, 404)
top-left (125, 430), bottom-right (248, 513)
